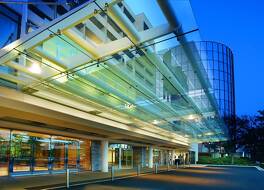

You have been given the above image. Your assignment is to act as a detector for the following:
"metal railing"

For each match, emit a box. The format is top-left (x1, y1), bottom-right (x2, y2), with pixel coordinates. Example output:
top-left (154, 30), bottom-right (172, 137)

top-left (64, 163), bottom-right (190, 189)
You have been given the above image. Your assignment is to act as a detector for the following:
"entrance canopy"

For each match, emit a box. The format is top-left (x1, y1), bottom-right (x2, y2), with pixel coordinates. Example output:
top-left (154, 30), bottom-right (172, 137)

top-left (0, 0), bottom-right (228, 142)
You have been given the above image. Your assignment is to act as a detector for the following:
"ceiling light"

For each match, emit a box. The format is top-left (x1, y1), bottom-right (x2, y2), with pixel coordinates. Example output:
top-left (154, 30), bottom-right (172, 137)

top-left (125, 103), bottom-right (135, 109)
top-left (29, 62), bottom-right (41, 74)
top-left (185, 114), bottom-right (201, 121)
top-left (152, 120), bottom-right (160, 125)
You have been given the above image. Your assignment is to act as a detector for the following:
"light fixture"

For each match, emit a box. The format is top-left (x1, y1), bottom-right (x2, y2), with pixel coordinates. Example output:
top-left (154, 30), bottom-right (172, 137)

top-left (185, 114), bottom-right (201, 121)
top-left (152, 120), bottom-right (160, 125)
top-left (29, 62), bottom-right (41, 74)
top-left (125, 103), bottom-right (135, 110)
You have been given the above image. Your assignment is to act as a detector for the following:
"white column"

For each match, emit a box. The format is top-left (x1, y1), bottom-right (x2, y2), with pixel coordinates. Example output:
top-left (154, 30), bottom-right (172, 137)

top-left (148, 146), bottom-right (153, 168)
top-left (101, 140), bottom-right (109, 172)
top-left (191, 143), bottom-right (199, 164)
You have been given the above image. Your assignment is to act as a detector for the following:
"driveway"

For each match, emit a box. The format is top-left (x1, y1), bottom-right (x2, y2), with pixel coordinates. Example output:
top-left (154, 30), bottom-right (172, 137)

top-left (69, 166), bottom-right (264, 190)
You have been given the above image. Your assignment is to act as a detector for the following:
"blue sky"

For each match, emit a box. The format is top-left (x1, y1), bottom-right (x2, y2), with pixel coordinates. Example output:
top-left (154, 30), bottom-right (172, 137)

top-left (127, 0), bottom-right (264, 116)
top-left (190, 0), bottom-right (264, 115)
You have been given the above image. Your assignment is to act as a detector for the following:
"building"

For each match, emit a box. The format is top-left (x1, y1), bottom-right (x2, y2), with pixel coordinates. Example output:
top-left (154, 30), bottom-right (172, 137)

top-left (0, 0), bottom-right (235, 177)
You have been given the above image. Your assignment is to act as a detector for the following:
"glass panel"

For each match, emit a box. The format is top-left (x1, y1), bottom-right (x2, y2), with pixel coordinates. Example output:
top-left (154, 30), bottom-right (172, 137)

top-left (153, 149), bottom-right (160, 165)
top-left (33, 133), bottom-right (50, 171)
top-left (67, 141), bottom-right (78, 169)
top-left (51, 136), bottom-right (65, 170)
top-left (79, 139), bottom-right (91, 170)
top-left (0, 128), bottom-right (10, 176)
top-left (108, 147), bottom-right (117, 167)
top-left (11, 131), bottom-right (32, 172)
top-left (121, 146), bottom-right (133, 169)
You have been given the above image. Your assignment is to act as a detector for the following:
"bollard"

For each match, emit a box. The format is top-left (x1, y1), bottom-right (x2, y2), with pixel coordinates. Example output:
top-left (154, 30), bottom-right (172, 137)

top-left (111, 165), bottom-right (114, 181)
top-left (176, 162), bottom-right (178, 168)
top-left (137, 164), bottom-right (140, 176)
top-left (66, 168), bottom-right (70, 189)
top-left (155, 163), bottom-right (158, 174)
top-left (167, 163), bottom-right (169, 171)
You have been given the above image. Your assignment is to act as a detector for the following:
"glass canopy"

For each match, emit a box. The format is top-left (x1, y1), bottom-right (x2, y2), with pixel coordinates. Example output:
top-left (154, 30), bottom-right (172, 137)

top-left (0, 0), bottom-right (228, 142)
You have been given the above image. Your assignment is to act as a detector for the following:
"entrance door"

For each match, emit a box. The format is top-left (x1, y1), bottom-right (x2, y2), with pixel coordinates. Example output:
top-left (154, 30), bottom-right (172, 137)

top-left (51, 137), bottom-right (79, 170)
top-left (51, 139), bottom-right (65, 170)
top-left (11, 132), bottom-right (32, 173)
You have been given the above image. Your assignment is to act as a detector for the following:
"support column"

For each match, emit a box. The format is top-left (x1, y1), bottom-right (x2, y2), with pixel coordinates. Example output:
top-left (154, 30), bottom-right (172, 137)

top-left (191, 143), bottom-right (199, 164)
top-left (148, 146), bottom-right (153, 168)
top-left (101, 140), bottom-right (109, 172)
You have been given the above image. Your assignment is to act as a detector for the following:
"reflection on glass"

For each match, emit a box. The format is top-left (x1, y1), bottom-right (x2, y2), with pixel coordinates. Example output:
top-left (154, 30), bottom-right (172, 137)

top-left (0, 128), bottom-right (10, 176)
top-left (33, 133), bottom-right (50, 171)
top-left (121, 148), bottom-right (133, 169)
top-left (153, 149), bottom-right (161, 165)
top-left (51, 137), bottom-right (65, 170)
top-left (11, 131), bottom-right (32, 172)
top-left (79, 140), bottom-right (91, 170)
top-left (108, 144), bottom-right (133, 169)
top-left (68, 141), bottom-right (77, 169)
top-left (0, 128), bottom-right (91, 174)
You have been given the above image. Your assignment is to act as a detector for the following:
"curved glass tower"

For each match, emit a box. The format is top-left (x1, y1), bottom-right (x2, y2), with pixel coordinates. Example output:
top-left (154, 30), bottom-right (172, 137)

top-left (173, 41), bottom-right (235, 125)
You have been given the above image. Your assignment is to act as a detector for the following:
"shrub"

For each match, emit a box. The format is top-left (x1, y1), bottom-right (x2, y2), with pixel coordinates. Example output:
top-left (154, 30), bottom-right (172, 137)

top-left (197, 156), bottom-right (255, 165)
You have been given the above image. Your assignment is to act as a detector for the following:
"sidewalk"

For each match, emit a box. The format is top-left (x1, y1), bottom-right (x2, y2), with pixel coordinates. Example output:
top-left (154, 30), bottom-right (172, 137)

top-left (0, 165), bottom-right (178, 190)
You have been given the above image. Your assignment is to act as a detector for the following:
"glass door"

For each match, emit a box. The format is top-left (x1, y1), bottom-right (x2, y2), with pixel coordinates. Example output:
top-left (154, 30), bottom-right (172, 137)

top-left (11, 131), bottom-right (32, 172)
top-left (51, 138), bottom-right (65, 170)
top-left (33, 134), bottom-right (50, 171)
top-left (121, 147), bottom-right (133, 169)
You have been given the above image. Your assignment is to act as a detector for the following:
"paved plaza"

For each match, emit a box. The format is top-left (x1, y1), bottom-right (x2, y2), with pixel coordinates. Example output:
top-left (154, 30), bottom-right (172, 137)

top-left (67, 166), bottom-right (264, 190)
top-left (1, 166), bottom-right (263, 190)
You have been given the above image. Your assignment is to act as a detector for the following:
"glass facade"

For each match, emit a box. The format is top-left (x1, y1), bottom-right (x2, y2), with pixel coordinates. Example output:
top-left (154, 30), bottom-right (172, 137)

top-left (0, 128), bottom-right (91, 176)
top-left (173, 41), bottom-right (235, 119)
top-left (171, 41), bottom-right (235, 141)
top-left (108, 144), bottom-right (133, 169)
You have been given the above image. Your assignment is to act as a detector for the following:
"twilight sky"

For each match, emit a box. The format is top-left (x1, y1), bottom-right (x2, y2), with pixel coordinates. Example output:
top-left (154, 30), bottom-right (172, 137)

top-left (127, 0), bottom-right (264, 116)
top-left (190, 0), bottom-right (264, 115)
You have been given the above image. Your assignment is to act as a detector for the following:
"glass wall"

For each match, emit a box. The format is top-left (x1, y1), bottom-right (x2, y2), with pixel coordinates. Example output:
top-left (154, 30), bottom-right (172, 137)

top-left (11, 131), bottom-right (32, 172)
top-left (153, 149), bottom-right (161, 165)
top-left (33, 133), bottom-right (50, 171)
top-left (0, 128), bottom-right (10, 176)
top-left (108, 144), bottom-right (133, 169)
top-left (79, 140), bottom-right (91, 170)
top-left (51, 136), bottom-right (66, 171)
top-left (0, 128), bottom-right (91, 176)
